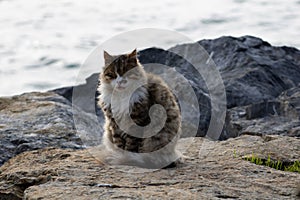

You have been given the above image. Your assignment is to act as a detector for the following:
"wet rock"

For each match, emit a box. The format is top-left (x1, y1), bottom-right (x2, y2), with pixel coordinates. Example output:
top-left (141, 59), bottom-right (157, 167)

top-left (0, 135), bottom-right (299, 199)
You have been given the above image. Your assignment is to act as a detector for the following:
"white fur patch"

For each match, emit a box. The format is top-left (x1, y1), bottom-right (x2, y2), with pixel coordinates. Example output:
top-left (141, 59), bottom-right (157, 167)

top-left (111, 87), bottom-right (148, 119)
top-left (98, 81), bottom-right (148, 119)
top-left (98, 82), bottom-right (113, 109)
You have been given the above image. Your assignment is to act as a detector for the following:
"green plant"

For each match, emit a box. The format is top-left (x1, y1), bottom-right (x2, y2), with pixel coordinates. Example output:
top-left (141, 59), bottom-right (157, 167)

top-left (276, 160), bottom-right (282, 170)
top-left (242, 154), bottom-right (299, 173)
top-left (248, 153), bottom-right (263, 165)
top-left (284, 160), bottom-right (300, 173)
top-left (233, 149), bottom-right (237, 158)
top-left (265, 155), bottom-right (272, 167)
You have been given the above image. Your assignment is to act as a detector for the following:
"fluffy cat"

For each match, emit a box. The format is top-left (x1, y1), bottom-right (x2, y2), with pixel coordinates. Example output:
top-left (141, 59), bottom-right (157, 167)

top-left (97, 49), bottom-right (182, 168)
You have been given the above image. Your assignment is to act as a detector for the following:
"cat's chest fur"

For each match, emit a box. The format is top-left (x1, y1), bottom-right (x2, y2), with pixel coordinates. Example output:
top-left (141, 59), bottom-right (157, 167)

top-left (99, 83), bottom-right (148, 119)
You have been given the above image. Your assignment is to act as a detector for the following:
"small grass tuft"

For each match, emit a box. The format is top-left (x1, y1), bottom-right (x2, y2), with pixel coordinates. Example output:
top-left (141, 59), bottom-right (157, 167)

top-left (233, 149), bottom-right (237, 158)
top-left (242, 154), bottom-right (300, 173)
top-left (284, 160), bottom-right (300, 173)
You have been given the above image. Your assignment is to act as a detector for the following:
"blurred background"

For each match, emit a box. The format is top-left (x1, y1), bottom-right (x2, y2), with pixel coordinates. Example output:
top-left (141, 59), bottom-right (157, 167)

top-left (1, 0), bottom-right (300, 96)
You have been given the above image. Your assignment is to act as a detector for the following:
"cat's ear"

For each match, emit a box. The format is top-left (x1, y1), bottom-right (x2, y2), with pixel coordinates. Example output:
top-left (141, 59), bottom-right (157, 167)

top-left (128, 48), bottom-right (137, 58)
top-left (103, 50), bottom-right (114, 65)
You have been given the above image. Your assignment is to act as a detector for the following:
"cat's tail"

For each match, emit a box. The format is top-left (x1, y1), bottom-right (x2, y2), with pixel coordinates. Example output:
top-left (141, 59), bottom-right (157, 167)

top-left (90, 144), bottom-right (182, 169)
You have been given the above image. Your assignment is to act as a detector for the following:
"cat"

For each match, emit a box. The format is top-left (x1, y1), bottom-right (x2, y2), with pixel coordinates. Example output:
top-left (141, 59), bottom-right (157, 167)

top-left (96, 49), bottom-right (182, 169)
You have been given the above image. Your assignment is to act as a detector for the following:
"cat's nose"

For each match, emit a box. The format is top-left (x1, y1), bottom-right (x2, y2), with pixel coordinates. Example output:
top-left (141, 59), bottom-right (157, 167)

top-left (117, 79), bottom-right (127, 85)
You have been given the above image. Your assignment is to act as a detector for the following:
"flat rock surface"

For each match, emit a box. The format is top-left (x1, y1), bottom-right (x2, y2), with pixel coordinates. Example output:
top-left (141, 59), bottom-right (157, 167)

top-left (0, 135), bottom-right (299, 199)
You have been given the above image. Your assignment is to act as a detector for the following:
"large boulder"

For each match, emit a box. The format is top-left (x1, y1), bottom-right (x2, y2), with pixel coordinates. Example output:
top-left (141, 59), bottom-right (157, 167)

top-left (199, 36), bottom-right (300, 108)
top-left (53, 35), bottom-right (300, 139)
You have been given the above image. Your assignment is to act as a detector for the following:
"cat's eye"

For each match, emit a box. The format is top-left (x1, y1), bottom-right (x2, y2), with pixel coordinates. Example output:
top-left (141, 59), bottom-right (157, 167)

top-left (105, 73), bottom-right (115, 79)
top-left (128, 74), bottom-right (136, 79)
top-left (126, 73), bottom-right (139, 79)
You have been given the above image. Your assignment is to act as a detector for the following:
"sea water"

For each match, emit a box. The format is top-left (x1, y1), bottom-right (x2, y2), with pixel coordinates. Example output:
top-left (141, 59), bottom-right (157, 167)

top-left (0, 0), bottom-right (300, 96)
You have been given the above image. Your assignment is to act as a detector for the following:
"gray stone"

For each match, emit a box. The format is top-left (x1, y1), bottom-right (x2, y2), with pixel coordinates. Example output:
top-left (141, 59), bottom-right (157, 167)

top-left (0, 92), bottom-right (101, 166)
top-left (245, 100), bottom-right (281, 120)
top-left (2, 35), bottom-right (300, 168)
top-left (0, 35), bottom-right (300, 199)
top-left (53, 36), bottom-right (300, 139)
top-left (0, 135), bottom-right (299, 199)
top-left (231, 84), bottom-right (300, 137)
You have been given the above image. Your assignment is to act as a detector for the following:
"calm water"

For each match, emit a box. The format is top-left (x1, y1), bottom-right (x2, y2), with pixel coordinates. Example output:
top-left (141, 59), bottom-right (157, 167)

top-left (1, 0), bottom-right (300, 96)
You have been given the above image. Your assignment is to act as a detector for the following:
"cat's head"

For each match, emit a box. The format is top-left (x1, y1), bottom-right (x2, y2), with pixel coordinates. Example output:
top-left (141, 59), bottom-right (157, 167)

top-left (100, 49), bottom-right (146, 91)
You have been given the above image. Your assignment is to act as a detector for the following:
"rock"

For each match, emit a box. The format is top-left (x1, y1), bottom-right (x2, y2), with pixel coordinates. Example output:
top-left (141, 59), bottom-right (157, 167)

top-left (139, 36), bottom-right (300, 138)
top-left (199, 36), bottom-right (300, 108)
top-left (52, 73), bottom-right (105, 130)
top-left (1, 35), bottom-right (299, 167)
top-left (138, 36), bottom-right (300, 108)
top-left (230, 84), bottom-right (300, 137)
top-left (1, 35), bottom-right (300, 199)
top-left (279, 83), bottom-right (300, 118)
top-left (0, 135), bottom-right (299, 199)
top-left (245, 100), bottom-right (281, 120)
top-left (52, 73), bottom-right (99, 109)
top-left (0, 92), bottom-right (101, 166)
top-left (53, 35), bottom-right (300, 140)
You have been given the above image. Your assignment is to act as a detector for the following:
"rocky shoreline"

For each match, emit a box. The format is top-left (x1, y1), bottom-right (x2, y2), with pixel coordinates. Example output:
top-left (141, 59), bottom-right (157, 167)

top-left (1, 135), bottom-right (300, 199)
top-left (0, 35), bottom-right (300, 199)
